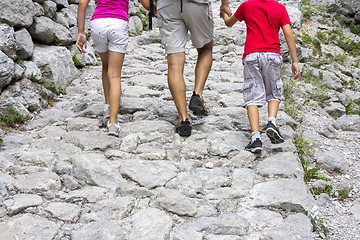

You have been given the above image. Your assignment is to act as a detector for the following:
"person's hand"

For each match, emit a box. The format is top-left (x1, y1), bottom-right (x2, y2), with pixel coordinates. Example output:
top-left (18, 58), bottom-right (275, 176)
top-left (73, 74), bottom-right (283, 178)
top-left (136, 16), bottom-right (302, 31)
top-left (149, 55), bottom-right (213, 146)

top-left (220, 3), bottom-right (232, 18)
top-left (76, 33), bottom-right (87, 53)
top-left (292, 62), bottom-right (300, 79)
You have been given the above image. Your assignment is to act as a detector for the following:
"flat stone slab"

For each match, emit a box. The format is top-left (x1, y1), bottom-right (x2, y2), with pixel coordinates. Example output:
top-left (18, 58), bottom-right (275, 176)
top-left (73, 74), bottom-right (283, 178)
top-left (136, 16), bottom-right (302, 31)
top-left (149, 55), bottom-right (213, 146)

top-left (250, 178), bottom-right (316, 213)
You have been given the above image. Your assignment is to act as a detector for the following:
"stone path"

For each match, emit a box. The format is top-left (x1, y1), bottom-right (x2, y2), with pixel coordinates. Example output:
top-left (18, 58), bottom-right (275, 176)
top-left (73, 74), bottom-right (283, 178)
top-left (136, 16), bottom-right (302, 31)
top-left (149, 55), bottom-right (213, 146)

top-left (0, 1), bottom-right (321, 239)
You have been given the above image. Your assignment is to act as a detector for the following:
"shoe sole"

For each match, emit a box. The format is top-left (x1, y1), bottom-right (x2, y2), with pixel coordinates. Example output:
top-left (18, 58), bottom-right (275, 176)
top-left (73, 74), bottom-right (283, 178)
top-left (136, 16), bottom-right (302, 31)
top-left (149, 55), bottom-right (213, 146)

top-left (266, 127), bottom-right (284, 144)
top-left (246, 147), bottom-right (262, 153)
top-left (189, 103), bottom-right (208, 116)
top-left (108, 131), bottom-right (119, 137)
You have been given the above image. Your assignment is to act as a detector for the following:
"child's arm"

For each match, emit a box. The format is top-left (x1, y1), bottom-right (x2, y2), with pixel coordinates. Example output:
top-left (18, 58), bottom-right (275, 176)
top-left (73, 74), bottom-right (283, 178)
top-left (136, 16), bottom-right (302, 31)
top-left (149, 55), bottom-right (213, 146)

top-left (282, 24), bottom-right (300, 79)
top-left (221, 10), bottom-right (238, 27)
top-left (76, 0), bottom-right (91, 53)
top-left (139, 0), bottom-right (151, 12)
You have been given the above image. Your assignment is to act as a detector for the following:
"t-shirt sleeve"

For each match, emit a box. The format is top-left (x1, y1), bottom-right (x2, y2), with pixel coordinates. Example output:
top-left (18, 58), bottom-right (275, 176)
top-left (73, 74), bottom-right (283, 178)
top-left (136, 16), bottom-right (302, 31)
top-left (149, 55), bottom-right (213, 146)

top-left (234, 2), bottom-right (246, 22)
top-left (280, 5), bottom-right (292, 26)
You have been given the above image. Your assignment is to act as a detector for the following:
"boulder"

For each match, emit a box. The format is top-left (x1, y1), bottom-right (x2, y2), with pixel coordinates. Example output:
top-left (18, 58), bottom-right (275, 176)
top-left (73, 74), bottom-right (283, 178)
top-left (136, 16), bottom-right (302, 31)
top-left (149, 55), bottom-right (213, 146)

top-left (0, 78), bottom-right (55, 116)
top-left (32, 44), bottom-right (79, 93)
top-left (0, 51), bottom-right (14, 92)
top-left (0, 24), bottom-right (16, 60)
top-left (14, 28), bottom-right (34, 60)
top-left (0, 0), bottom-right (35, 28)
top-left (42, 0), bottom-right (57, 19)
top-left (28, 16), bottom-right (72, 46)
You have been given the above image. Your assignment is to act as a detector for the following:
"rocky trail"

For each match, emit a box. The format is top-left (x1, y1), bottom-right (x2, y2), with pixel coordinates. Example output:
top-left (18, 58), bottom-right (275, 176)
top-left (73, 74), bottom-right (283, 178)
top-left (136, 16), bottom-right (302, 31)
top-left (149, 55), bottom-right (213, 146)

top-left (1, 0), bottom-right (360, 239)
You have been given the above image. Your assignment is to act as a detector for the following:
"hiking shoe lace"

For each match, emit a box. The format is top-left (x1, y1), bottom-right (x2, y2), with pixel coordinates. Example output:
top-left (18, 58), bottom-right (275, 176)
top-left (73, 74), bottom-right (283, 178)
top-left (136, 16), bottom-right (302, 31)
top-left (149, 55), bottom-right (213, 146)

top-left (107, 121), bottom-right (121, 137)
top-left (175, 118), bottom-right (192, 137)
top-left (245, 138), bottom-right (262, 153)
top-left (265, 121), bottom-right (284, 144)
top-left (189, 91), bottom-right (209, 116)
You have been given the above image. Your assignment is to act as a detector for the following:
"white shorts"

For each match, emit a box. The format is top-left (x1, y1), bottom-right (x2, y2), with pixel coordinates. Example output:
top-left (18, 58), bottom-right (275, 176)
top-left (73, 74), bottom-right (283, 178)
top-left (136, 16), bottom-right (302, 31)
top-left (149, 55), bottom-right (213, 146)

top-left (90, 18), bottom-right (128, 53)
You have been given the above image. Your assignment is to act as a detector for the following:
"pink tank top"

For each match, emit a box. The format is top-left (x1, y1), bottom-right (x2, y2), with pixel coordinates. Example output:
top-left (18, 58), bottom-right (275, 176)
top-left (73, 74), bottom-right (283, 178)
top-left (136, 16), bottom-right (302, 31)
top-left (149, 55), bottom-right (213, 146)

top-left (91, 0), bottom-right (129, 22)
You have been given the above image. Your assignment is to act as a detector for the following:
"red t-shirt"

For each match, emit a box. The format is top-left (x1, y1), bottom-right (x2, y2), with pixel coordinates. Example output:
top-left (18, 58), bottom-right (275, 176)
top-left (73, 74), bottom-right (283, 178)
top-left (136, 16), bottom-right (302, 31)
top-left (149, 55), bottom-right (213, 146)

top-left (234, 0), bottom-right (291, 58)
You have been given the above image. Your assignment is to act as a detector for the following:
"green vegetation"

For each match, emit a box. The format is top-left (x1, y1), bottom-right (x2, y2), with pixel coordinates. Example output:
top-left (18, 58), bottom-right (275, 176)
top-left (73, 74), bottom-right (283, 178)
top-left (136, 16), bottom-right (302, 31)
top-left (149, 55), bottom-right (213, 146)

top-left (298, 32), bottom-right (322, 56)
top-left (301, 70), bottom-right (330, 103)
top-left (0, 139), bottom-right (3, 147)
top-left (308, 206), bottom-right (329, 239)
top-left (72, 52), bottom-right (85, 68)
top-left (0, 105), bottom-right (29, 128)
top-left (300, 0), bottom-right (325, 21)
top-left (345, 100), bottom-right (359, 115)
top-left (57, 81), bottom-right (67, 95)
top-left (311, 184), bottom-right (333, 196)
top-left (335, 186), bottom-right (353, 202)
top-left (43, 81), bottom-right (54, 91)
top-left (283, 77), bottom-right (302, 122)
top-left (15, 57), bottom-right (25, 67)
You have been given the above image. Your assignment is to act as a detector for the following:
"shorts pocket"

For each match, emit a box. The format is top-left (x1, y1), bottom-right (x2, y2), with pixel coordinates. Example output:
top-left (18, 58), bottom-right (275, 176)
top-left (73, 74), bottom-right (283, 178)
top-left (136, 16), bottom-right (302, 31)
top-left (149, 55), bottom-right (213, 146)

top-left (157, 0), bottom-right (173, 11)
top-left (268, 54), bottom-right (282, 67)
top-left (243, 79), bottom-right (254, 103)
top-left (275, 79), bottom-right (283, 95)
top-left (243, 53), bottom-right (258, 65)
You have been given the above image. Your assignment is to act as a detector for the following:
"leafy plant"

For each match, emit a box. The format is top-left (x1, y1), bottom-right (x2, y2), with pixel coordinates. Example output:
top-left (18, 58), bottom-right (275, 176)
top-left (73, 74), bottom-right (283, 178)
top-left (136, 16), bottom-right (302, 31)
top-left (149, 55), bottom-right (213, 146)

top-left (15, 57), bottom-right (25, 67)
top-left (72, 52), bottom-right (85, 68)
top-left (300, 156), bottom-right (321, 182)
top-left (43, 81), bottom-right (54, 90)
top-left (335, 186), bottom-right (353, 202)
top-left (283, 77), bottom-right (302, 122)
top-left (345, 100), bottom-right (358, 115)
top-left (0, 139), bottom-right (3, 147)
top-left (57, 81), bottom-right (67, 95)
top-left (311, 184), bottom-right (333, 196)
top-left (308, 206), bottom-right (329, 239)
top-left (0, 105), bottom-right (29, 127)
top-left (294, 136), bottom-right (314, 156)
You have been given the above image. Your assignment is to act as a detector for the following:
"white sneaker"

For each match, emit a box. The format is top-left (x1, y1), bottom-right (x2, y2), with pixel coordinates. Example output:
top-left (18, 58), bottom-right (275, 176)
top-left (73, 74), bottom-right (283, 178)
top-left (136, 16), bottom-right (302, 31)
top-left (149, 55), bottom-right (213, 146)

top-left (107, 121), bottom-right (121, 137)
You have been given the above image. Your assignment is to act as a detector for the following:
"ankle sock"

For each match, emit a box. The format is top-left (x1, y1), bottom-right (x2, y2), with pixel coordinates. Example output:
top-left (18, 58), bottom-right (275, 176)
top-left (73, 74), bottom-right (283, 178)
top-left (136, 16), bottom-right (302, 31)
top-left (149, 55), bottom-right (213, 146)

top-left (251, 132), bottom-right (261, 142)
top-left (268, 117), bottom-right (276, 126)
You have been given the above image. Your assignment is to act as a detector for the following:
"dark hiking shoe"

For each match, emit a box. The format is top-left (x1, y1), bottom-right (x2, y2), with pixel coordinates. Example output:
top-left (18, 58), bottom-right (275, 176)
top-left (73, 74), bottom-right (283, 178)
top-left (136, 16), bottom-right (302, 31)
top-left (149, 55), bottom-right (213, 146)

top-left (189, 91), bottom-right (209, 116)
top-left (266, 121), bottom-right (284, 144)
top-left (245, 138), bottom-right (262, 153)
top-left (176, 118), bottom-right (192, 137)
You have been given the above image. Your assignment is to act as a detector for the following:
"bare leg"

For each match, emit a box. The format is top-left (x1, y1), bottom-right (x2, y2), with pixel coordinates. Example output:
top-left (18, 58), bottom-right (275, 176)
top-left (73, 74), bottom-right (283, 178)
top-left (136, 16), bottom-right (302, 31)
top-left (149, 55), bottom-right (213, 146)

top-left (268, 100), bottom-right (280, 118)
top-left (107, 51), bottom-right (125, 123)
top-left (194, 41), bottom-right (213, 97)
top-left (167, 52), bottom-right (190, 122)
top-left (247, 105), bottom-right (260, 132)
top-left (98, 52), bottom-right (110, 104)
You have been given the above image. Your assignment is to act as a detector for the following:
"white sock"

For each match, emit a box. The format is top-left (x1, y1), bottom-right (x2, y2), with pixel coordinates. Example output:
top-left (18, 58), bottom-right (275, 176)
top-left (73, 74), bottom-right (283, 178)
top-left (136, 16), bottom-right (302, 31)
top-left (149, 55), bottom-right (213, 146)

top-left (268, 117), bottom-right (276, 126)
top-left (251, 132), bottom-right (261, 142)
top-left (104, 104), bottom-right (110, 111)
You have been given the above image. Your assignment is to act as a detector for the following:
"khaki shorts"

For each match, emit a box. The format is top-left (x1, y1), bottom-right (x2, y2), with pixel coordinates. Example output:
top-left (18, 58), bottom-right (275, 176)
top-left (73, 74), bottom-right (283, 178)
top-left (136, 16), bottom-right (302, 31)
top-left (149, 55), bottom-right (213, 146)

top-left (242, 52), bottom-right (283, 107)
top-left (90, 18), bottom-right (128, 53)
top-left (156, 0), bottom-right (214, 54)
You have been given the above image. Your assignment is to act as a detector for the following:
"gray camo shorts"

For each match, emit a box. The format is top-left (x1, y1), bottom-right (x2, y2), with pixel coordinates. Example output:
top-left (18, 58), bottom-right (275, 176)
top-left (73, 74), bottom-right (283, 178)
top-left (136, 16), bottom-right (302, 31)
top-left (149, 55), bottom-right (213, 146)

top-left (242, 52), bottom-right (283, 107)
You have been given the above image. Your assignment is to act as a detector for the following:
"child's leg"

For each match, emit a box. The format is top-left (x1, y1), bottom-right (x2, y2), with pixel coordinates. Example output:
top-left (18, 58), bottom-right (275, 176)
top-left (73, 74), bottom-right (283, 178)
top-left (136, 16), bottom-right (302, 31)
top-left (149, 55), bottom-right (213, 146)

top-left (268, 100), bottom-right (279, 124)
top-left (247, 105), bottom-right (260, 132)
top-left (98, 52), bottom-right (110, 105)
top-left (107, 51), bottom-right (125, 124)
